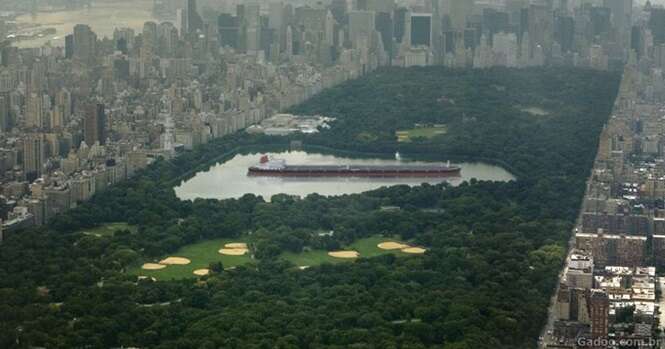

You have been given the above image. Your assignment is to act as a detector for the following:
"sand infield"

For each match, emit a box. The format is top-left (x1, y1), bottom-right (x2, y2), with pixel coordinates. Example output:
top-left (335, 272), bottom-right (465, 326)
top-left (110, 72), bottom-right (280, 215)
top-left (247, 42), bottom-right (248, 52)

top-left (193, 269), bottom-right (210, 276)
top-left (219, 242), bottom-right (249, 256)
top-left (225, 243), bottom-right (248, 249)
top-left (402, 247), bottom-right (427, 254)
top-left (378, 242), bottom-right (411, 250)
top-left (328, 251), bottom-right (360, 259)
top-left (159, 257), bottom-right (191, 265)
top-left (219, 248), bottom-right (249, 255)
top-left (378, 241), bottom-right (428, 255)
top-left (142, 263), bottom-right (167, 270)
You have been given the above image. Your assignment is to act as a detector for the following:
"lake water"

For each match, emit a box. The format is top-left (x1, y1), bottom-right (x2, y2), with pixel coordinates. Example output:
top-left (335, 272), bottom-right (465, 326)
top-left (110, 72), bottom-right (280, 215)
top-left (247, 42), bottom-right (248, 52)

top-left (13, 0), bottom-right (157, 48)
top-left (175, 151), bottom-right (516, 201)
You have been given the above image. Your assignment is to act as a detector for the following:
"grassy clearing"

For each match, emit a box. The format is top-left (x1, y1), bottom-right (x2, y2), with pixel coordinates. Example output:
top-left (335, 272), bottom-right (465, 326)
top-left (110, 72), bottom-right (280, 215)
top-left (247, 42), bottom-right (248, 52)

top-left (281, 236), bottom-right (413, 267)
top-left (78, 222), bottom-right (136, 237)
top-left (281, 249), bottom-right (343, 267)
top-left (396, 126), bottom-right (447, 142)
top-left (129, 238), bottom-right (253, 281)
top-left (349, 236), bottom-right (410, 258)
top-left (130, 236), bottom-right (420, 279)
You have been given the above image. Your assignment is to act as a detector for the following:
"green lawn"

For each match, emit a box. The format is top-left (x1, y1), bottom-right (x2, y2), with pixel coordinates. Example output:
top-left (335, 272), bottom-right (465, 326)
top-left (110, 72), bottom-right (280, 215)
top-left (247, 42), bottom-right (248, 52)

top-left (281, 249), bottom-right (343, 267)
top-left (349, 236), bottom-right (411, 258)
top-left (131, 236), bottom-right (419, 279)
top-left (129, 238), bottom-right (253, 281)
top-left (281, 236), bottom-right (413, 267)
top-left (78, 222), bottom-right (136, 237)
top-left (396, 126), bottom-right (448, 142)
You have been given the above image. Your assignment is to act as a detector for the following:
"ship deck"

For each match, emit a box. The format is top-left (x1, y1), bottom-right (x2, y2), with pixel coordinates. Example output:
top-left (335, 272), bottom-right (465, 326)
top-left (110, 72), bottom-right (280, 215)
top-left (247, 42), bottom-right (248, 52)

top-left (254, 164), bottom-right (459, 172)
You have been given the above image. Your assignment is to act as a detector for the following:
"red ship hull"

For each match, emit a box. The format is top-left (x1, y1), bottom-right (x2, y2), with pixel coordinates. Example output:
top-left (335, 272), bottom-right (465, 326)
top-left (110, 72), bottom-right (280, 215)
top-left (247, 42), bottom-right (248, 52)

top-left (248, 168), bottom-right (461, 178)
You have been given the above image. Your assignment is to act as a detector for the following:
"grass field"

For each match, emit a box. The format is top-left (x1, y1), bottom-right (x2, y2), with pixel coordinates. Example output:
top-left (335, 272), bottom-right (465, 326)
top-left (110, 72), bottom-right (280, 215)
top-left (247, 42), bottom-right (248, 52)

top-left (349, 236), bottom-right (410, 258)
top-left (396, 126), bottom-right (448, 142)
top-left (281, 236), bottom-right (413, 267)
top-left (281, 249), bottom-right (344, 267)
top-left (78, 222), bottom-right (136, 237)
top-left (130, 238), bottom-right (253, 280)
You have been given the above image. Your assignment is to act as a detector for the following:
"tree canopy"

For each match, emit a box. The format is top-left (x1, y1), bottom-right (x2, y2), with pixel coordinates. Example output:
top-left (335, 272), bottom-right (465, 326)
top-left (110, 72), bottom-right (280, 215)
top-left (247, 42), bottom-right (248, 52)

top-left (0, 67), bottom-right (620, 348)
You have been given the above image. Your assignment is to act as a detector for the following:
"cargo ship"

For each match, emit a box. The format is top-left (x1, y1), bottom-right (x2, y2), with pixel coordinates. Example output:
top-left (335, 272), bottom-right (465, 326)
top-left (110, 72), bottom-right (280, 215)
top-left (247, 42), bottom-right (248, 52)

top-left (248, 155), bottom-right (461, 177)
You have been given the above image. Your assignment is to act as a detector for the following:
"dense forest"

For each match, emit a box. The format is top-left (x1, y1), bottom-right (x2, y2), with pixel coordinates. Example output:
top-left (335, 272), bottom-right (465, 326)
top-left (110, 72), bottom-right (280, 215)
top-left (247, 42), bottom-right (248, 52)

top-left (0, 67), bottom-right (619, 348)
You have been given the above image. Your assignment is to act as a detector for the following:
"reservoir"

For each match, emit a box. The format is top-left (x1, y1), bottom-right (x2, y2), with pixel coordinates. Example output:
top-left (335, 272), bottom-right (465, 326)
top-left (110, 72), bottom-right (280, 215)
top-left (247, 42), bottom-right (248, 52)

top-left (175, 151), bottom-right (515, 201)
top-left (13, 0), bottom-right (157, 48)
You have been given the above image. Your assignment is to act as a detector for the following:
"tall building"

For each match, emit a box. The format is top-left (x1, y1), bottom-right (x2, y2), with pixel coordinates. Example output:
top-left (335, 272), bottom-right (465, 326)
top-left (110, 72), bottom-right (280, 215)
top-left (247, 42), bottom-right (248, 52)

top-left (269, 2), bottom-right (286, 50)
top-left (23, 133), bottom-right (45, 177)
top-left (482, 8), bottom-right (510, 41)
top-left (448, 0), bottom-right (475, 31)
top-left (331, 0), bottom-right (348, 24)
top-left (394, 7), bottom-right (408, 43)
top-left (64, 34), bottom-right (74, 59)
top-left (176, 8), bottom-right (187, 36)
top-left (84, 103), bottom-right (106, 146)
top-left (411, 13), bottom-right (432, 47)
top-left (219, 14), bottom-right (240, 49)
top-left (0, 93), bottom-right (10, 132)
top-left (527, 3), bottom-right (554, 57)
top-left (244, 3), bottom-right (261, 54)
top-left (73, 24), bottom-right (97, 65)
top-left (375, 12), bottom-right (394, 56)
top-left (186, 0), bottom-right (203, 34)
top-left (555, 15), bottom-right (575, 53)
top-left (649, 8), bottom-right (665, 45)
top-left (603, 0), bottom-right (632, 47)
top-left (588, 290), bottom-right (609, 340)
top-left (349, 10), bottom-right (376, 48)
top-left (141, 21), bottom-right (158, 65)
top-left (493, 32), bottom-right (518, 67)
top-left (25, 93), bottom-right (43, 129)
top-left (590, 7), bottom-right (612, 40)
top-left (653, 234), bottom-right (665, 268)
top-left (56, 88), bottom-right (72, 125)
top-left (431, 0), bottom-right (443, 62)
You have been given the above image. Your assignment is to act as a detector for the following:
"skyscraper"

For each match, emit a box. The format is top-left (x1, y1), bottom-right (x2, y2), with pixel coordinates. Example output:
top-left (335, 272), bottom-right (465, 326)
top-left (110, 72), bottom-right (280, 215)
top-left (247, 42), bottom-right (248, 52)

top-left (431, 0), bottom-right (443, 62)
top-left (588, 290), bottom-right (609, 340)
top-left (218, 14), bottom-right (240, 49)
top-left (555, 15), bottom-right (575, 53)
top-left (269, 2), bottom-right (286, 51)
top-left (84, 103), bottom-right (106, 146)
top-left (0, 93), bottom-right (10, 132)
top-left (73, 24), bottom-right (96, 65)
top-left (348, 10), bottom-right (376, 48)
top-left (65, 34), bottom-right (74, 59)
top-left (411, 14), bottom-right (432, 47)
top-left (448, 0), bottom-right (475, 31)
top-left (23, 133), bottom-right (45, 177)
top-left (186, 0), bottom-right (203, 34)
top-left (244, 3), bottom-right (261, 53)
top-left (527, 3), bottom-right (554, 57)
top-left (394, 7), bottom-right (408, 43)
top-left (649, 8), bottom-right (665, 45)
top-left (141, 21), bottom-right (158, 64)
top-left (375, 12), bottom-right (394, 56)
top-left (331, 0), bottom-right (348, 25)
top-left (25, 93), bottom-right (43, 129)
top-left (590, 7), bottom-right (612, 39)
top-left (603, 0), bottom-right (632, 47)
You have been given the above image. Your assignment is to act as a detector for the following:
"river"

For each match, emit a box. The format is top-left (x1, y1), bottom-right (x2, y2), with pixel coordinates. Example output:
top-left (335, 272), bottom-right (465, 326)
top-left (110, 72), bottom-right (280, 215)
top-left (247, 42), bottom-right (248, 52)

top-left (12, 0), bottom-right (157, 48)
top-left (175, 151), bottom-right (516, 201)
